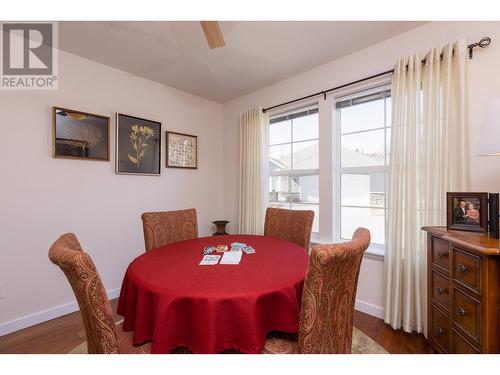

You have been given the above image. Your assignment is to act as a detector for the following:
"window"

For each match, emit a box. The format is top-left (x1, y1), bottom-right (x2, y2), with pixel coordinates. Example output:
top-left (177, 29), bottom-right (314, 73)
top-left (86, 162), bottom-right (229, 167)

top-left (336, 87), bottom-right (391, 245)
top-left (268, 105), bottom-right (319, 233)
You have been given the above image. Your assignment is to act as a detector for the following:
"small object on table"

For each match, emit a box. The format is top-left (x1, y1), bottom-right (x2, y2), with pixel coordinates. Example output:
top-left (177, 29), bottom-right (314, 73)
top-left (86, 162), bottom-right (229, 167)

top-left (199, 255), bottom-right (221, 265)
top-left (203, 246), bottom-right (216, 255)
top-left (220, 251), bottom-right (242, 265)
top-left (230, 242), bottom-right (246, 251)
top-left (242, 246), bottom-right (255, 254)
top-left (212, 220), bottom-right (229, 236)
top-left (215, 244), bottom-right (229, 252)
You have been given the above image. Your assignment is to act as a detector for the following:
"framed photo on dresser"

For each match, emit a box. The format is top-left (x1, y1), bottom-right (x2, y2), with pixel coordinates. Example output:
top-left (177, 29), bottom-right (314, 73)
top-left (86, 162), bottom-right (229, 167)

top-left (446, 192), bottom-right (488, 233)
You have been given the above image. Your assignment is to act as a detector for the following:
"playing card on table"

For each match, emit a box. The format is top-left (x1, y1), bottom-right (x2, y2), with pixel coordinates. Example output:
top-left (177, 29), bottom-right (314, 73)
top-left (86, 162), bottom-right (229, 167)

top-left (242, 246), bottom-right (255, 254)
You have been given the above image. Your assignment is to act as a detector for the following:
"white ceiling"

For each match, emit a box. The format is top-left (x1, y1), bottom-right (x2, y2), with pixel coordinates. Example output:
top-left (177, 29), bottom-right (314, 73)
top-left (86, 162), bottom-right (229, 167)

top-left (59, 21), bottom-right (426, 103)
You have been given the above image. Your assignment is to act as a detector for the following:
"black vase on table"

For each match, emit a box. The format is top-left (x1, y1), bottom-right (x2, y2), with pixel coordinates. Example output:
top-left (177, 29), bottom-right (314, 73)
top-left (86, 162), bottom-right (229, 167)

top-left (212, 220), bottom-right (229, 236)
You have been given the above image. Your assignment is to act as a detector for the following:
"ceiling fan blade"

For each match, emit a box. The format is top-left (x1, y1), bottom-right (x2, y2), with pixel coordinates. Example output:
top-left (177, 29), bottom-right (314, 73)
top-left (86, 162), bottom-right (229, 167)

top-left (200, 21), bottom-right (225, 49)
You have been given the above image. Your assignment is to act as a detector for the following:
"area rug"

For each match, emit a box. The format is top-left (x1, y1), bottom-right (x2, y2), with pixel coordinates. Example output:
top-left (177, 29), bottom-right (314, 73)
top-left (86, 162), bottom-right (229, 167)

top-left (69, 327), bottom-right (388, 354)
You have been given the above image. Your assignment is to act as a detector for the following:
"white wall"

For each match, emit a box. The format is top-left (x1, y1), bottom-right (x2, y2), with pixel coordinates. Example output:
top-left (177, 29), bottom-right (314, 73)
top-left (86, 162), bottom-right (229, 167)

top-left (222, 21), bottom-right (500, 319)
top-left (0, 49), bottom-right (224, 333)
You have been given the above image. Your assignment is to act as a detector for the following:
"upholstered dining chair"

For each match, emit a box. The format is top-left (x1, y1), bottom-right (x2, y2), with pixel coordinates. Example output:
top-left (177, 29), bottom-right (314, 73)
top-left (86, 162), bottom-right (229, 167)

top-left (263, 227), bottom-right (371, 354)
top-left (48, 233), bottom-right (151, 354)
top-left (141, 208), bottom-right (198, 251)
top-left (263, 207), bottom-right (314, 250)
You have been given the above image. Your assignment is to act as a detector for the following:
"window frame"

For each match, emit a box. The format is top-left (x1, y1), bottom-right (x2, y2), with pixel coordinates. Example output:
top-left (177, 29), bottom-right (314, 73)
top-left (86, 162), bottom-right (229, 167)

top-left (267, 103), bottom-right (320, 234)
top-left (333, 84), bottom-right (391, 251)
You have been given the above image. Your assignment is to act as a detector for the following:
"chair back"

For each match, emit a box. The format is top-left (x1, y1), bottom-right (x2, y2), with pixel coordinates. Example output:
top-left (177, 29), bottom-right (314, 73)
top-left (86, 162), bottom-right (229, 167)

top-left (298, 227), bottom-right (371, 353)
top-left (141, 208), bottom-right (198, 251)
top-left (264, 207), bottom-right (314, 250)
top-left (48, 233), bottom-right (119, 354)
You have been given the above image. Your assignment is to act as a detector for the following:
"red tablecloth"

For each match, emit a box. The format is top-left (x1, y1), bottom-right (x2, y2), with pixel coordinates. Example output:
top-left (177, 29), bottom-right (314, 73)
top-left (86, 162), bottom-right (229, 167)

top-left (117, 234), bottom-right (308, 354)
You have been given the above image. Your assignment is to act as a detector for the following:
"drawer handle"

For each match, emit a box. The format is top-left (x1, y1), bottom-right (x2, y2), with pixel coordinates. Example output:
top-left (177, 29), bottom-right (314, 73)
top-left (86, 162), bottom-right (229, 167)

top-left (458, 307), bottom-right (467, 316)
top-left (437, 251), bottom-right (444, 258)
top-left (437, 287), bottom-right (446, 295)
top-left (436, 327), bottom-right (445, 336)
top-left (458, 264), bottom-right (468, 272)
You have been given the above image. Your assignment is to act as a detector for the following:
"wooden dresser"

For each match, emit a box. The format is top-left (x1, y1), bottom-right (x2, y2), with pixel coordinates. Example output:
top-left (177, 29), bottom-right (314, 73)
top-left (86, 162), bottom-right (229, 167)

top-left (422, 226), bottom-right (500, 353)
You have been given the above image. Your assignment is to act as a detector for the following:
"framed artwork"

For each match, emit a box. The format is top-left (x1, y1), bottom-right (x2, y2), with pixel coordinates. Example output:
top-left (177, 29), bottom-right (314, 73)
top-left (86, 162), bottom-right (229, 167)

top-left (52, 107), bottom-right (109, 161)
top-left (447, 192), bottom-right (488, 233)
top-left (166, 131), bottom-right (198, 169)
top-left (116, 113), bottom-right (161, 175)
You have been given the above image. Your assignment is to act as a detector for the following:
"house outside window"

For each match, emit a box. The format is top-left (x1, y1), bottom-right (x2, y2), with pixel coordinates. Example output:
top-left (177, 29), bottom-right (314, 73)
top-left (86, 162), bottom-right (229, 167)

top-left (268, 105), bottom-right (319, 233)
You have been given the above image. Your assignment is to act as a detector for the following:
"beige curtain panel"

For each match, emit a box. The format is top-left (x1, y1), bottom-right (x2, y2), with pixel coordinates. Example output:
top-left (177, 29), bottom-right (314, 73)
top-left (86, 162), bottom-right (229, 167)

top-left (385, 40), bottom-right (469, 335)
top-left (239, 107), bottom-right (268, 234)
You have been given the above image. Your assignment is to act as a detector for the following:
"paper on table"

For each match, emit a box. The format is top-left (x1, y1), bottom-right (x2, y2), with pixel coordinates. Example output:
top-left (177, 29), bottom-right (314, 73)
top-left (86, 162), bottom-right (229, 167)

top-left (219, 251), bottom-right (242, 265)
top-left (199, 255), bottom-right (221, 265)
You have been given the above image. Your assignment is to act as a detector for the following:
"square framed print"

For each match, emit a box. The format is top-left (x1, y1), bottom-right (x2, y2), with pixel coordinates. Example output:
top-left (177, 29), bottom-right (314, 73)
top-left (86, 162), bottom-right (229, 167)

top-left (53, 107), bottom-right (110, 161)
top-left (166, 131), bottom-right (198, 169)
top-left (116, 113), bottom-right (161, 175)
top-left (447, 192), bottom-right (488, 233)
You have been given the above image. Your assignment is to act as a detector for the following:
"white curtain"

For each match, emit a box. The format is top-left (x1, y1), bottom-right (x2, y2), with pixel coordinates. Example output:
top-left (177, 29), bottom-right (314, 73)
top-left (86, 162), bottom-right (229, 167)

top-left (385, 40), bottom-right (469, 335)
top-left (239, 107), bottom-right (268, 234)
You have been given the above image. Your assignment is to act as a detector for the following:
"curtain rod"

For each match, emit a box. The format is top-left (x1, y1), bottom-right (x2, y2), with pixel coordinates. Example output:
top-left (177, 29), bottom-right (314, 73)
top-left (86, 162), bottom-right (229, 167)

top-left (262, 37), bottom-right (491, 113)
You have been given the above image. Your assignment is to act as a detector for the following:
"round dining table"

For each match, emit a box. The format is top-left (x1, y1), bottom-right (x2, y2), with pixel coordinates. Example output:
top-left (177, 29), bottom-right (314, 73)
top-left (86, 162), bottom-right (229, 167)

top-left (117, 234), bottom-right (308, 354)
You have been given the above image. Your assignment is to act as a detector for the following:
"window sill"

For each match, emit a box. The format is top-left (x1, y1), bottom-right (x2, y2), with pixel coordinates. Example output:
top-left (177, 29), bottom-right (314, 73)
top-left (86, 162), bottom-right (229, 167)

top-left (364, 244), bottom-right (385, 260)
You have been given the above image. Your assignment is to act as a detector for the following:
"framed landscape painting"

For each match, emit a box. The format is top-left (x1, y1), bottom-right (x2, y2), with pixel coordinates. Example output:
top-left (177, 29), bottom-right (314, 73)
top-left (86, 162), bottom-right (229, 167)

top-left (166, 131), bottom-right (198, 169)
top-left (53, 107), bottom-right (110, 161)
top-left (116, 113), bottom-right (161, 175)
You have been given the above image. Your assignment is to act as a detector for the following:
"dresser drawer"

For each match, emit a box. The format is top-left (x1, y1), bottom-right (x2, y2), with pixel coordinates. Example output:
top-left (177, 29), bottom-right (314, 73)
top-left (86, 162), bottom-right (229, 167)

top-left (452, 289), bottom-right (481, 344)
top-left (431, 306), bottom-right (450, 352)
top-left (432, 237), bottom-right (449, 272)
top-left (452, 329), bottom-right (480, 353)
top-left (452, 248), bottom-right (481, 294)
top-left (431, 270), bottom-right (450, 311)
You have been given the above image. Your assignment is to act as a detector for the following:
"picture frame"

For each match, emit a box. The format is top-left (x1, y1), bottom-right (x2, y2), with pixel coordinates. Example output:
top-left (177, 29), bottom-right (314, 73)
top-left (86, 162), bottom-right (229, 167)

top-left (166, 131), bottom-right (198, 169)
top-left (115, 113), bottom-right (161, 176)
top-left (488, 193), bottom-right (499, 239)
top-left (447, 192), bottom-right (488, 233)
top-left (52, 107), bottom-right (110, 161)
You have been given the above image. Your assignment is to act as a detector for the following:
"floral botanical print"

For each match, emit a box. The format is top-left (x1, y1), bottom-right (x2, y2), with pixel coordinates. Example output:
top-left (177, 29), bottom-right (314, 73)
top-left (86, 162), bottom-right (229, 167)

top-left (116, 114), bottom-right (161, 175)
top-left (128, 125), bottom-right (155, 168)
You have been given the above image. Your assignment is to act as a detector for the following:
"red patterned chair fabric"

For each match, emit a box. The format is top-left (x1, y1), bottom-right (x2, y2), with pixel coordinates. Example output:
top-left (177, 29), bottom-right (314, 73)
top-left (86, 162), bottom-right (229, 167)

top-left (263, 227), bottom-right (371, 354)
top-left (263, 207), bottom-right (314, 251)
top-left (141, 208), bottom-right (198, 251)
top-left (49, 233), bottom-right (151, 354)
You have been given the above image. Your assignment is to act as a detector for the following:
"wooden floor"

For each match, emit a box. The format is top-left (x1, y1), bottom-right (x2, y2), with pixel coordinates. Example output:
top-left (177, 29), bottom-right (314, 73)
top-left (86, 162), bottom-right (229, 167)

top-left (0, 300), bottom-right (433, 354)
top-left (353, 310), bottom-right (433, 354)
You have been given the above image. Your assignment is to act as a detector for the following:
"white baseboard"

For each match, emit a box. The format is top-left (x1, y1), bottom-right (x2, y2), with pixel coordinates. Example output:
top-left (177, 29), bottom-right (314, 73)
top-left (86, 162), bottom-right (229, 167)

top-left (0, 287), bottom-right (120, 337)
top-left (355, 299), bottom-right (385, 320)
